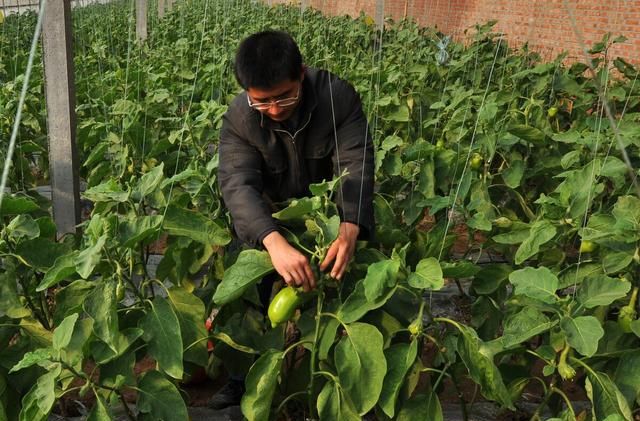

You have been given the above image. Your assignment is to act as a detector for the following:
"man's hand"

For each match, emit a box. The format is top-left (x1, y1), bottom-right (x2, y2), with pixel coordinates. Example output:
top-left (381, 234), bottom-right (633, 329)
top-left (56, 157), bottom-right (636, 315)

top-left (320, 222), bottom-right (359, 280)
top-left (263, 231), bottom-right (316, 292)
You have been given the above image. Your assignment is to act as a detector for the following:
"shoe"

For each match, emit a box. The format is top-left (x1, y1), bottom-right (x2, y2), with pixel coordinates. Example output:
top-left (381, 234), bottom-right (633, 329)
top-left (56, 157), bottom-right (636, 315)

top-left (207, 379), bottom-right (245, 410)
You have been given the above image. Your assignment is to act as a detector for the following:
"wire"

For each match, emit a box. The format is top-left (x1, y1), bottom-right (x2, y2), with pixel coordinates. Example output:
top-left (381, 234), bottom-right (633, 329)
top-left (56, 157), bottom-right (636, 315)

top-left (0, 0), bottom-right (46, 212)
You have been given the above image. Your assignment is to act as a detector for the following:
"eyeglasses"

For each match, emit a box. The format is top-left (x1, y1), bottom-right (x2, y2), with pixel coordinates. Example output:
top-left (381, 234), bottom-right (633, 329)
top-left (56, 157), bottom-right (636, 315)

top-left (246, 86), bottom-right (300, 111)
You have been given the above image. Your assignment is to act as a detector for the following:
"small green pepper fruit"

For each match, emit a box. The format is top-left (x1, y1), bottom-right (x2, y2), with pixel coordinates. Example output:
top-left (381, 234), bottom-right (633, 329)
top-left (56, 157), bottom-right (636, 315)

top-left (116, 279), bottom-right (125, 301)
top-left (470, 153), bottom-right (484, 171)
top-left (268, 286), bottom-right (304, 328)
top-left (493, 217), bottom-right (513, 228)
top-left (579, 240), bottom-right (597, 254)
top-left (548, 107), bottom-right (559, 118)
top-left (557, 343), bottom-right (576, 381)
top-left (618, 286), bottom-right (638, 333)
top-left (408, 301), bottom-right (425, 336)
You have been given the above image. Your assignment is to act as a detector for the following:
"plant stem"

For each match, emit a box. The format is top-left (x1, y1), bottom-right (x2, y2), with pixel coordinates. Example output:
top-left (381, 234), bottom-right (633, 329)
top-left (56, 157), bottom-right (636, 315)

top-left (275, 391), bottom-right (308, 416)
top-left (531, 385), bottom-right (555, 421)
top-left (550, 386), bottom-right (576, 418)
top-left (308, 290), bottom-right (325, 420)
top-left (283, 339), bottom-right (314, 356)
top-left (451, 369), bottom-right (469, 421)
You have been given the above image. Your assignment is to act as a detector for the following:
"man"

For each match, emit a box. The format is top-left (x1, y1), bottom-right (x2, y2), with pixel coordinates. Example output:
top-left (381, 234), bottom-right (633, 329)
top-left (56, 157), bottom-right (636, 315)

top-left (210, 30), bottom-right (374, 409)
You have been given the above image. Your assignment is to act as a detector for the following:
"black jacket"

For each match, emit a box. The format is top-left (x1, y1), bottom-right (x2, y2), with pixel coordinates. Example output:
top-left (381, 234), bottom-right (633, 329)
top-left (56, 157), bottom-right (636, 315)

top-left (218, 67), bottom-right (374, 247)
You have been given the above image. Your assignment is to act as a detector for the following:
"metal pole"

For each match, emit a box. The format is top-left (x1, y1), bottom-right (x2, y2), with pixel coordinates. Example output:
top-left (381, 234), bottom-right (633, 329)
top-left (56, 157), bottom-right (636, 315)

top-left (158, 0), bottom-right (164, 18)
top-left (166, 0), bottom-right (173, 12)
top-left (42, 0), bottom-right (80, 237)
top-left (136, 0), bottom-right (147, 42)
top-left (375, 0), bottom-right (385, 29)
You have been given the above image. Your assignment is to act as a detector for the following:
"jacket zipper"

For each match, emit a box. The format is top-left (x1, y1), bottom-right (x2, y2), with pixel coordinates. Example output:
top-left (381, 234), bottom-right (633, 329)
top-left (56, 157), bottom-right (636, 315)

top-left (273, 113), bottom-right (313, 194)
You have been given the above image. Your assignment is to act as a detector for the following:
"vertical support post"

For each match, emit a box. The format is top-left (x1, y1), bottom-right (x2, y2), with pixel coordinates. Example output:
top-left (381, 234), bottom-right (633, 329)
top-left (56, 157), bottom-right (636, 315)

top-left (375, 0), bottom-right (385, 30)
top-left (166, 0), bottom-right (173, 12)
top-left (300, 0), bottom-right (308, 13)
top-left (158, 0), bottom-right (164, 18)
top-left (136, 0), bottom-right (147, 42)
top-left (42, 0), bottom-right (80, 237)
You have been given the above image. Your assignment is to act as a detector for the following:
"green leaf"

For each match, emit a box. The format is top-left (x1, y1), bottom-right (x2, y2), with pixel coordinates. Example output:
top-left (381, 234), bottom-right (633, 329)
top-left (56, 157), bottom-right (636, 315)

top-left (117, 216), bottom-right (163, 248)
top-left (514, 220), bottom-right (556, 264)
top-left (210, 332), bottom-right (259, 355)
top-left (272, 196), bottom-right (322, 220)
top-left (614, 351), bottom-right (640, 406)
top-left (612, 196), bottom-right (640, 233)
top-left (53, 280), bottom-right (93, 325)
top-left (64, 318), bottom-right (94, 368)
top-left (441, 261), bottom-right (480, 279)
top-left (631, 320), bottom-right (640, 338)
top-left (317, 317), bottom-right (340, 360)
top-left (335, 322), bottom-right (386, 414)
top-left (509, 266), bottom-right (559, 304)
top-left (15, 238), bottom-right (70, 270)
top-left (0, 195), bottom-right (39, 215)
top-left (36, 252), bottom-right (79, 291)
top-left (74, 235), bottom-right (107, 279)
top-left (317, 214), bottom-right (341, 245)
top-left (19, 395), bottom-right (47, 421)
top-left (83, 179), bottom-right (129, 202)
top-left (309, 176), bottom-right (344, 197)
top-left (493, 307), bottom-right (556, 349)
top-left (317, 380), bottom-right (360, 421)
top-left (502, 160), bottom-right (525, 188)
top-left (163, 205), bottom-right (231, 246)
top-left (363, 259), bottom-right (400, 302)
top-left (213, 249), bottom-right (274, 305)
top-left (407, 257), bottom-right (443, 290)
top-left (379, 340), bottom-right (418, 418)
top-left (473, 264), bottom-right (512, 295)
top-left (168, 287), bottom-right (208, 366)
top-left (602, 251), bottom-right (634, 274)
top-left (386, 104), bottom-right (410, 122)
top-left (457, 324), bottom-right (514, 409)
top-left (6, 214), bottom-right (40, 240)
top-left (140, 297), bottom-right (183, 380)
top-left (34, 365), bottom-right (61, 414)
top-left (577, 275), bottom-right (631, 308)
top-left (83, 279), bottom-right (118, 352)
top-left (508, 124), bottom-right (547, 143)
top-left (137, 371), bottom-right (188, 421)
top-left (83, 142), bottom-right (108, 169)
top-left (396, 393), bottom-right (443, 421)
top-left (585, 371), bottom-right (632, 421)
top-left (87, 394), bottom-right (113, 421)
top-left (0, 270), bottom-right (31, 318)
top-left (467, 212), bottom-right (492, 231)
top-left (10, 348), bottom-right (53, 373)
top-left (19, 318), bottom-right (53, 347)
top-left (91, 328), bottom-right (144, 365)
top-left (492, 227), bottom-right (531, 244)
top-left (560, 316), bottom-right (605, 357)
top-left (338, 281), bottom-right (396, 324)
top-left (53, 313), bottom-right (78, 351)
top-left (132, 163), bottom-right (165, 200)
top-left (240, 349), bottom-right (283, 421)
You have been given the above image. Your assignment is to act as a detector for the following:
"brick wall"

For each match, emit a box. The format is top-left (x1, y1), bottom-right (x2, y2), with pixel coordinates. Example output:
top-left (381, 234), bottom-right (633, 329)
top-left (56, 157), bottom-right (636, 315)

top-left (267, 0), bottom-right (640, 65)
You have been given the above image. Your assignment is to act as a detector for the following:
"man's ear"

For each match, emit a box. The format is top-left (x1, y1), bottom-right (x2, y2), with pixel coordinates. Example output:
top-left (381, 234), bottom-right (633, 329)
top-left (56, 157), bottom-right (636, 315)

top-left (300, 64), bottom-right (307, 81)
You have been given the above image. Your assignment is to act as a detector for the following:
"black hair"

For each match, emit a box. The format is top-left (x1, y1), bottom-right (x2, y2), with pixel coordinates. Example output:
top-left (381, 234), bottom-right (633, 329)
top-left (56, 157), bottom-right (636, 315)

top-left (234, 30), bottom-right (303, 90)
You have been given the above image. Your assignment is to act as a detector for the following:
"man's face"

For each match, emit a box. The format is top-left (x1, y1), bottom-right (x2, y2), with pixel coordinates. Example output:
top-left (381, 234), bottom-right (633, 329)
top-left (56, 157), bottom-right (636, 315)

top-left (246, 75), bottom-right (303, 122)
